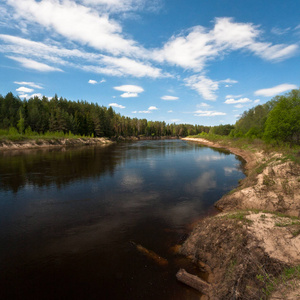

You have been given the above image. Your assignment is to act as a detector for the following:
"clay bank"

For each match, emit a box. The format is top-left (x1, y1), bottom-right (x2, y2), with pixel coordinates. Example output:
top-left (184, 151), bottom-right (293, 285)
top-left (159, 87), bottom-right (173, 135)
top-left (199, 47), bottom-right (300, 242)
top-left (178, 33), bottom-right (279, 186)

top-left (178, 137), bottom-right (300, 300)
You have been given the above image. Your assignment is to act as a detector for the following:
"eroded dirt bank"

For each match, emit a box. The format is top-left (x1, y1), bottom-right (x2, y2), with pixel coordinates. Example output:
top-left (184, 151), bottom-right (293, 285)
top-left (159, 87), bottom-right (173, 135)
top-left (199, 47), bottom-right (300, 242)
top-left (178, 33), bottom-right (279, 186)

top-left (179, 137), bottom-right (300, 299)
top-left (0, 137), bottom-right (114, 150)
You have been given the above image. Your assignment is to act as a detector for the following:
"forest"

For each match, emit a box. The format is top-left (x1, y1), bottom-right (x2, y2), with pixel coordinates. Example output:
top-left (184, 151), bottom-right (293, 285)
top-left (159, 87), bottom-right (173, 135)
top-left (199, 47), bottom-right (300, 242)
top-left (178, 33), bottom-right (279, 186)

top-left (0, 88), bottom-right (299, 144)
top-left (0, 93), bottom-right (209, 138)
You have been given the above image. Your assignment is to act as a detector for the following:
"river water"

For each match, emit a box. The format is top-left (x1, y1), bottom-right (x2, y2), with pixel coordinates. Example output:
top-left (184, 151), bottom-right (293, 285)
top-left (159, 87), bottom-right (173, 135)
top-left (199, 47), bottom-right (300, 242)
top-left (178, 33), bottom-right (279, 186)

top-left (0, 140), bottom-right (245, 299)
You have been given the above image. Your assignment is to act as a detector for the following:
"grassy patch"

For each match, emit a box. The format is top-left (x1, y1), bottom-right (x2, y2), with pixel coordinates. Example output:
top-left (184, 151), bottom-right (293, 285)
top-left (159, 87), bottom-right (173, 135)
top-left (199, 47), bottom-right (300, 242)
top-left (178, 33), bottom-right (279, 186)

top-left (223, 211), bottom-right (253, 224)
top-left (0, 128), bottom-right (92, 142)
top-left (256, 265), bottom-right (300, 298)
top-left (263, 175), bottom-right (275, 186)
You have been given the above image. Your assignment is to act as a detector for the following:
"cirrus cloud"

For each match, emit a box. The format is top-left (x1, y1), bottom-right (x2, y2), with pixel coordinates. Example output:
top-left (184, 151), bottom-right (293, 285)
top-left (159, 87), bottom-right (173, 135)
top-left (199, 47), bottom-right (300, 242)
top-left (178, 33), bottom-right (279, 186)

top-left (254, 83), bottom-right (298, 97)
top-left (7, 55), bottom-right (63, 72)
top-left (161, 95), bottom-right (179, 101)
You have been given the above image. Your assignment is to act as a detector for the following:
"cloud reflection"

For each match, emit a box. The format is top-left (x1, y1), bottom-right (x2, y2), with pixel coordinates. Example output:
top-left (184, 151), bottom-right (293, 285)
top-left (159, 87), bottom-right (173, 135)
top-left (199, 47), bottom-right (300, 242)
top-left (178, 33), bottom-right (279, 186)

top-left (185, 170), bottom-right (216, 194)
top-left (121, 171), bottom-right (144, 190)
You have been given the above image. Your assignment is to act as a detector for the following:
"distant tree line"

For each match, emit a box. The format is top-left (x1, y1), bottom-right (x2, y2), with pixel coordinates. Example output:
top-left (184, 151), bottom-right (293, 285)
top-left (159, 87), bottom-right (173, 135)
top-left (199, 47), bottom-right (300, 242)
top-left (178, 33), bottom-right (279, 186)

top-left (2, 88), bottom-right (299, 144)
top-left (0, 93), bottom-right (210, 137)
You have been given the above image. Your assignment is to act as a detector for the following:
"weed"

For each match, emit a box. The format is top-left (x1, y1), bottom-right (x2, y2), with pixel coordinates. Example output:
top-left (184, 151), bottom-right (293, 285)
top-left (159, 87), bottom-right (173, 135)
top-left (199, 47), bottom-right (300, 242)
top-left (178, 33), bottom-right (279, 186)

top-left (281, 179), bottom-right (293, 195)
top-left (224, 211), bottom-right (253, 224)
top-left (263, 175), bottom-right (275, 186)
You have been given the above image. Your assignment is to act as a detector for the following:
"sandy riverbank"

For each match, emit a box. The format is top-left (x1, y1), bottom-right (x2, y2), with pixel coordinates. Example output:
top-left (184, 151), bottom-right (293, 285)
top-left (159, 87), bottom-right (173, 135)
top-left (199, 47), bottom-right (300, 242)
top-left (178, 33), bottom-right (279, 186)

top-left (0, 137), bottom-right (114, 150)
top-left (179, 137), bottom-right (300, 299)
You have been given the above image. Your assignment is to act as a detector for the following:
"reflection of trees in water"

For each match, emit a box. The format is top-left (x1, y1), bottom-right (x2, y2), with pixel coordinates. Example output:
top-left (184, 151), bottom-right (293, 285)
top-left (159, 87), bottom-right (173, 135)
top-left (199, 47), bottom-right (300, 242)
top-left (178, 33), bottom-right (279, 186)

top-left (0, 145), bottom-right (121, 193)
top-left (0, 140), bottom-right (246, 193)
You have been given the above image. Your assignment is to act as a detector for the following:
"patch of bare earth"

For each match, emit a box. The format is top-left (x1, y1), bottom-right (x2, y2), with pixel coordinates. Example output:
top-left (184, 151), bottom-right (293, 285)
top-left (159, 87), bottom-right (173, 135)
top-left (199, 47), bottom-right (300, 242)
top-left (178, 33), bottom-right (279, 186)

top-left (179, 138), bottom-right (300, 299)
top-left (0, 137), bottom-right (113, 150)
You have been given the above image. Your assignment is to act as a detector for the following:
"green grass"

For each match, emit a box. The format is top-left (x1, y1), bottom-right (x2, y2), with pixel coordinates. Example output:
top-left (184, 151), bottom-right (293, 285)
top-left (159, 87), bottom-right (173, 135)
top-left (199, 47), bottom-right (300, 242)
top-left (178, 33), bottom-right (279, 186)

top-left (0, 127), bottom-right (93, 142)
top-left (222, 211), bottom-right (253, 224)
top-left (187, 134), bottom-right (300, 164)
top-left (256, 265), bottom-right (300, 298)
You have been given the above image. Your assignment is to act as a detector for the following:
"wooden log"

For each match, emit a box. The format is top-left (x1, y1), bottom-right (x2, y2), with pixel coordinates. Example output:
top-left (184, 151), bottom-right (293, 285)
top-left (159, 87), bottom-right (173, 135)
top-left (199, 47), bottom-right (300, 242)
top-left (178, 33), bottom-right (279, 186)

top-left (176, 268), bottom-right (211, 296)
top-left (130, 241), bottom-right (168, 266)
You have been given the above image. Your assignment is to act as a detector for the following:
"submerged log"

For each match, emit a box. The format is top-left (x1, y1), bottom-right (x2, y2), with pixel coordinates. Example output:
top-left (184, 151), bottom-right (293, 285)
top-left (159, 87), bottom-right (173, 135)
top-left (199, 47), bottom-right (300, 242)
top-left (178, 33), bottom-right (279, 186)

top-left (130, 241), bottom-right (168, 266)
top-left (176, 268), bottom-right (211, 296)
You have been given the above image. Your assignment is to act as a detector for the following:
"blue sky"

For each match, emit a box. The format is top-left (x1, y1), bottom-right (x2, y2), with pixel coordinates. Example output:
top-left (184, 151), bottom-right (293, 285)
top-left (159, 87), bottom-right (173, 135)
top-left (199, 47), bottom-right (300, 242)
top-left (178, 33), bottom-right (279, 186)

top-left (0, 0), bottom-right (299, 126)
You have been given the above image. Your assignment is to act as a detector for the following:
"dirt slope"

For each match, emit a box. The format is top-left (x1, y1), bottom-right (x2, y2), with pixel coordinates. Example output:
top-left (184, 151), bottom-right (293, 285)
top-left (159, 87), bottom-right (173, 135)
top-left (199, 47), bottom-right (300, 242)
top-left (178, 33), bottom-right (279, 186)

top-left (180, 137), bottom-right (300, 299)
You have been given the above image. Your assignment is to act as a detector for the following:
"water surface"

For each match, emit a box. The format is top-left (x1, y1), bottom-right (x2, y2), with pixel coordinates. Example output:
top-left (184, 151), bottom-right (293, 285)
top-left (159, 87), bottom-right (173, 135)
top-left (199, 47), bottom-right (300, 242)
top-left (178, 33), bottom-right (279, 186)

top-left (0, 140), bottom-right (245, 299)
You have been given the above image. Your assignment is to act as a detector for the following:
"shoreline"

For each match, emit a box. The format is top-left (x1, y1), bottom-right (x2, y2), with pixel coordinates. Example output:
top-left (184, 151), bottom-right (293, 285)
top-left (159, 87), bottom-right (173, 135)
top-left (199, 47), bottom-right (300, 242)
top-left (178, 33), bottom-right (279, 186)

top-left (179, 137), bottom-right (300, 299)
top-left (0, 137), bottom-right (115, 151)
top-left (0, 135), bottom-right (181, 151)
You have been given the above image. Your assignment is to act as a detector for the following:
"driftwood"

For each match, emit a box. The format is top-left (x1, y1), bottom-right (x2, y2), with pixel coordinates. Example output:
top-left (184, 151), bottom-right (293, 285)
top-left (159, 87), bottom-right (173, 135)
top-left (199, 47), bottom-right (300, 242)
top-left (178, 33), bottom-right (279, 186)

top-left (130, 241), bottom-right (168, 266)
top-left (176, 268), bottom-right (211, 296)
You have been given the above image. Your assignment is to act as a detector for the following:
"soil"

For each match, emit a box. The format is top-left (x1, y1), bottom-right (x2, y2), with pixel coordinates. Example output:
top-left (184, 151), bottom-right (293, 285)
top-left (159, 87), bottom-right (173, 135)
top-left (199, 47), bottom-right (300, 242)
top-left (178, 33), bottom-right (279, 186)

top-left (0, 137), bottom-right (114, 150)
top-left (180, 137), bottom-right (300, 300)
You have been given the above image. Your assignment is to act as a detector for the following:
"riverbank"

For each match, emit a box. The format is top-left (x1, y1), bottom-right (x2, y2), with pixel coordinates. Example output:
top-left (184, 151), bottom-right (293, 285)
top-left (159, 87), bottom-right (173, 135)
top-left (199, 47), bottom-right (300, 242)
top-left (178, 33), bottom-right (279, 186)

top-left (0, 137), bottom-right (114, 150)
top-left (0, 135), bottom-right (180, 150)
top-left (179, 137), bottom-right (300, 299)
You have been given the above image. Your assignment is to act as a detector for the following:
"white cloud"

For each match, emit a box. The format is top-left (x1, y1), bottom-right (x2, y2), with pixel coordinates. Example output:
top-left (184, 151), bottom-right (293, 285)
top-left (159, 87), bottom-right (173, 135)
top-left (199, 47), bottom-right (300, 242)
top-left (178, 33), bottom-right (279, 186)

top-left (16, 86), bottom-right (34, 93)
top-left (82, 0), bottom-right (162, 13)
top-left (132, 110), bottom-right (151, 114)
top-left (254, 84), bottom-right (298, 97)
top-left (0, 34), bottom-right (165, 79)
top-left (184, 75), bottom-right (219, 100)
top-left (18, 94), bottom-right (29, 99)
top-left (167, 110), bottom-right (173, 113)
top-left (234, 104), bottom-right (244, 109)
top-left (154, 17), bottom-right (298, 71)
top-left (14, 81), bottom-right (43, 89)
top-left (120, 92), bottom-right (138, 98)
top-left (184, 74), bottom-right (237, 100)
top-left (271, 27), bottom-right (291, 35)
top-left (132, 106), bottom-right (157, 114)
top-left (161, 95), bottom-right (179, 100)
top-left (18, 92), bottom-right (43, 99)
top-left (224, 97), bottom-right (252, 104)
top-left (100, 79), bottom-right (106, 83)
top-left (254, 99), bottom-right (260, 103)
top-left (114, 85), bottom-right (144, 93)
top-left (109, 102), bottom-right (125, 108)
top-left (6, 0), bottom-right (144, 57)
top-left (100, 56), bottom-right (164, 78)
top-left (197, 102), bottom-right (211, 108)
top-left (29, 93), bottom-right (42, 99)
top-left (194, 110), bottom-right (226, 117)
top-left (88, 79), bottom-right (98, 84)
top-left (225, 94), bottom-right (242, 99)
top-left (7, 56), bottom-right (63, 72)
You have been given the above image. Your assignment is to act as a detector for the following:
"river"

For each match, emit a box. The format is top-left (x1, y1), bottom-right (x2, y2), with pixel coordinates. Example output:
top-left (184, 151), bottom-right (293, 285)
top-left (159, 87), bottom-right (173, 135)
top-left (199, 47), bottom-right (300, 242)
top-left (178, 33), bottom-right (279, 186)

top-left (0, 140), bottom-right (245, 299)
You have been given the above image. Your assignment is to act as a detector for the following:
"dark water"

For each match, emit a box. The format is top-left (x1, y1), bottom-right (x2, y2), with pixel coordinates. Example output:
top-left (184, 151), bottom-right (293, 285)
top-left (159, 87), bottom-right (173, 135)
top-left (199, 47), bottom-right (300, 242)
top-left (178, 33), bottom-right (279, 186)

top-left (0, 140), bottom-right (245, 299)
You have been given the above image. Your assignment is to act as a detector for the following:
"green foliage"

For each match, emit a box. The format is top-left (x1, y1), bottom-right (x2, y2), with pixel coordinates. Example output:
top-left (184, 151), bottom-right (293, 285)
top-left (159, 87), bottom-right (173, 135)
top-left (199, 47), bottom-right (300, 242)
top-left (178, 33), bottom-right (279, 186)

top-left (0, 93), bottom-right (208, 139)
top-left (264, 89), bottom-right (300, 144)
top-left (17, 111), bottom-right (25, 134)
top-left (209, 124), bottom-right (234, 136)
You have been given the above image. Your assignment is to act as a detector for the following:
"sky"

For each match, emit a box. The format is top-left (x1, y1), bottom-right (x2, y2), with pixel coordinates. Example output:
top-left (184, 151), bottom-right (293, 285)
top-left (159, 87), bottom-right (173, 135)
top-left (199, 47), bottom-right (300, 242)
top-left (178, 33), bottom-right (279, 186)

top-left (0, 0), bottom-right (299, 126)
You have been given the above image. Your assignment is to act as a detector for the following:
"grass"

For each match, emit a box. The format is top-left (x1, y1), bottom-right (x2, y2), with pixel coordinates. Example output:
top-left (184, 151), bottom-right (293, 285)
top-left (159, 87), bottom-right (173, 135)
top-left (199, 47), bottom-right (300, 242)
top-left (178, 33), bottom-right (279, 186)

top-left (187, 134), bottom-right (300, 164)
top-left (0, 127), bottom-right (93, 142)
top-left (256, 265), bottom-right (300, 298)
top-left (222, 211), bottom-right (253, 224)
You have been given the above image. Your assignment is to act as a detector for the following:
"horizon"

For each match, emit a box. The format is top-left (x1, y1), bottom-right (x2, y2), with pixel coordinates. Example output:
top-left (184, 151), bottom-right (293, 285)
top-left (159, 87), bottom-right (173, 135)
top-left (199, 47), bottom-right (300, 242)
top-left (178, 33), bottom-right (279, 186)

top-left (0, 0), bottom-right (299, 126)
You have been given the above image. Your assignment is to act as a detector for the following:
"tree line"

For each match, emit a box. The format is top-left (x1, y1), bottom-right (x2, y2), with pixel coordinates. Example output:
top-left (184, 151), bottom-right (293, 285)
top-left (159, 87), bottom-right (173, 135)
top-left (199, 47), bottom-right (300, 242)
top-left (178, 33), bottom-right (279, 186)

top-left (0, 93), bottom-right (210, 138)
top-left (1, 88), bottom-right (299, 144)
